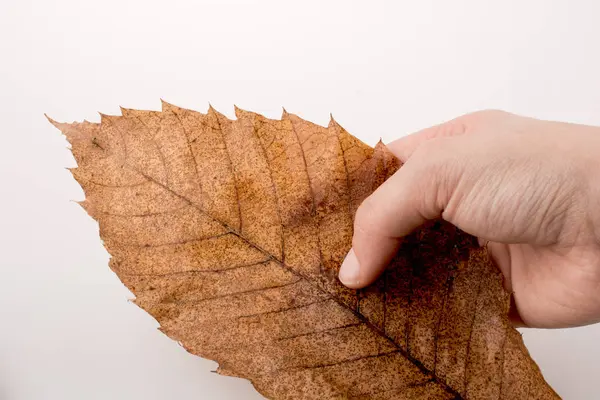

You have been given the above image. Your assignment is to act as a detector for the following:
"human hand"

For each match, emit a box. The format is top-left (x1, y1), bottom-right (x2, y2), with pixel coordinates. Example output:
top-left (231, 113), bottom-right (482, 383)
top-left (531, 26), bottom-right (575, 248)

top-left (338, 110), bottom-right (600, 328)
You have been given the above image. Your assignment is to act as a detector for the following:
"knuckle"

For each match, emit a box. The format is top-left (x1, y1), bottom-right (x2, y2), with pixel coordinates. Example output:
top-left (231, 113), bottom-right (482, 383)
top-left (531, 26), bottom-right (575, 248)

top-left (477, 108), bottom-right (508, 117)
top-left (462, 109), bottom-right (511, 125)
top-left (406, 141), bottom-right (461, 216)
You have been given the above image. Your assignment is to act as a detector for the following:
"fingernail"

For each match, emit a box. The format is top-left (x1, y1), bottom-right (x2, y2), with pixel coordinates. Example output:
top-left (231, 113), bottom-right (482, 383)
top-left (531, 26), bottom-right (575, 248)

top-left (339, 249), bottom-right (360, 286)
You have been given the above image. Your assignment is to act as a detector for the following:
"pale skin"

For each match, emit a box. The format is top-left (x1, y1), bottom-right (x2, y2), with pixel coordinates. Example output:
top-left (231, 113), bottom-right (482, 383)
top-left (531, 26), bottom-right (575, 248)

top-left (338, 110), bottom-right (600, 329)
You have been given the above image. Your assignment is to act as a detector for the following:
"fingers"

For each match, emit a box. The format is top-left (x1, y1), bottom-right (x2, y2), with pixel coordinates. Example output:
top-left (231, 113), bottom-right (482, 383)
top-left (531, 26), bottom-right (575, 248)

top-left (386, 115), bottom-right (468, 162)
top-left (338, 167), bottom-right (425, 288)
top-left (339, 137), bottom-right (463, 288)
top-left (386, 109), bottom-right (510, 161)
top-left (339, 110), bottom-right (505, 289)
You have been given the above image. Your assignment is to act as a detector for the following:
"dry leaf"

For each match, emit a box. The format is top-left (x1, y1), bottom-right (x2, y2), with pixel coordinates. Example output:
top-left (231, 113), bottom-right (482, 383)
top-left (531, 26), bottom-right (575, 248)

top-left (49, 102), bottom-right (559, 399)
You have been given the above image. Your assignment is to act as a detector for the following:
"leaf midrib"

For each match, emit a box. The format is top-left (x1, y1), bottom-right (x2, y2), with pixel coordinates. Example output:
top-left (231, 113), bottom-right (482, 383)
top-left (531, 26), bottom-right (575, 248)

top-left (105, 113), bottom-right (464, 399)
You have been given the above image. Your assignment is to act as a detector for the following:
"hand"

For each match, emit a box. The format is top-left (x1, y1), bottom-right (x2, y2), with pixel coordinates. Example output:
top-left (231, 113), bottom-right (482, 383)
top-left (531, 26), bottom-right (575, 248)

top-left (338, 110), bottom-right (600, 328)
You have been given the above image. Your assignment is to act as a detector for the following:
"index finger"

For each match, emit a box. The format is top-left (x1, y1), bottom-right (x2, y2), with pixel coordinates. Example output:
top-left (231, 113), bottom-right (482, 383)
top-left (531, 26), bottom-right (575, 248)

top-left (386, 119), bottom-right (467, 161)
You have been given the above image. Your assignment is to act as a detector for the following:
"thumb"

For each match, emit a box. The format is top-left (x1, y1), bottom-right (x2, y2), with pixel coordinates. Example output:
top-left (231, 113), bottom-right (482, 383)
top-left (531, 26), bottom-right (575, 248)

top-left (338, 133), bottom-right (467, 289)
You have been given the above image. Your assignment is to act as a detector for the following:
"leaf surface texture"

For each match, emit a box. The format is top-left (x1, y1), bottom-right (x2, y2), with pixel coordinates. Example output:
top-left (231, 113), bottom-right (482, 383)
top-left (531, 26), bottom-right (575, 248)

top-left (50, 103), bottom-right (559, 399)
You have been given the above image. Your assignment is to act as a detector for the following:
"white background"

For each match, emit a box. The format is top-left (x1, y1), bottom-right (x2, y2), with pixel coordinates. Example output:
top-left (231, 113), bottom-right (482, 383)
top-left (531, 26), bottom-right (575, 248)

top-left (1, 0), bottom-right (599, 399)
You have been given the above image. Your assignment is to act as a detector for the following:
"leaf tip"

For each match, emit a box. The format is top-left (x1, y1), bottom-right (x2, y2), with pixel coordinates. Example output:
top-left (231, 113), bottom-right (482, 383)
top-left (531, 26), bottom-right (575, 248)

top-left (71, 199), bottom-right (92, 214)
top-left (98, 111), bottom-right (120, 125)
top-left (207, 103), bottom-right (225, 120)
top-left (160, 98), bottom-right (175, 112)
top-left (234, 104), bottom-right (253, 120)
top-left (118, 106), bottom-right (133, 117)
top-left (233, 104), bottom-right (242, 118)
top-left (207, 103), bottom-right (217, 116)
top-left (44, 113), bottom-right (56, 124)
top-left (328, 113), bottom-right (340, 129)
top-left (374, 140), bottom-right (388, 154)
top-left (45, 114), bottom-right (64, 130)
top-left (281, 107), bottom-right (293, 121)
top-left (98, 112), bottom-right (109, 125)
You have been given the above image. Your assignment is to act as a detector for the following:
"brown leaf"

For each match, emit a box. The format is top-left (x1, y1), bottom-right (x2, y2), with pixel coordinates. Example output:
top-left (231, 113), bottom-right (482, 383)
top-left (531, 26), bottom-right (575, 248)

top-left (49, 102), bottom-right (559, 399)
